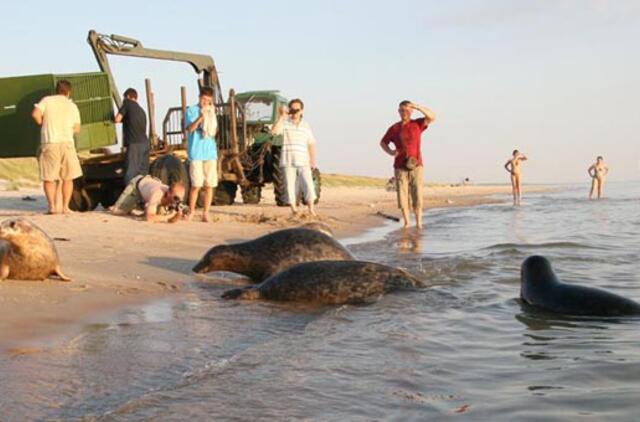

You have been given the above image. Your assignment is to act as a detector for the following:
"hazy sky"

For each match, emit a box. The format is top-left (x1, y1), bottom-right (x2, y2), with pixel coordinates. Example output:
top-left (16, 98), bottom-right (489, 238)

top-left (2, 0), bottom-right (639, 183)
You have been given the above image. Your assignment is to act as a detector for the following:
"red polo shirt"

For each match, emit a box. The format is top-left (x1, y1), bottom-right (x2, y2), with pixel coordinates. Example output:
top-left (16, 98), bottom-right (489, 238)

top-left (381, 118), bottom-right (428, 169)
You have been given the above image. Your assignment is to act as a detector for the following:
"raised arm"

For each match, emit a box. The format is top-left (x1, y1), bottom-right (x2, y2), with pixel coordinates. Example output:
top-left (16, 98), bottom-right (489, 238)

top-left (411, 103), bottom-right (436, 124)
top-left (186, 110), bottom-right (205, 133)
top-left (271, 105), bottom-right (288, 135)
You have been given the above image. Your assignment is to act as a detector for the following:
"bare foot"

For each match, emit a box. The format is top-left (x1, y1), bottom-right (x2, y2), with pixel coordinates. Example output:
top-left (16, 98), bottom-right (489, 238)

top-left (62, 208), bottom-right (76, 215)
top-left (202, 214), bottom-right (211, 223)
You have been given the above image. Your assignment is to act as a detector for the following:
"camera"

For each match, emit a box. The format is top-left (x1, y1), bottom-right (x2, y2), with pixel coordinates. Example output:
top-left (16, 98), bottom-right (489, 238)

top-left (167, 198), bottom-right (190, 216)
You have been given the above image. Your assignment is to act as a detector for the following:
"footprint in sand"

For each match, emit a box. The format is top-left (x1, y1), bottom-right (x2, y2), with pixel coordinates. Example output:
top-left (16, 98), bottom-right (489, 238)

top-left (156, 281), bottom-right (179, 291)
top-left (69, 284), bottom-right (89, 292)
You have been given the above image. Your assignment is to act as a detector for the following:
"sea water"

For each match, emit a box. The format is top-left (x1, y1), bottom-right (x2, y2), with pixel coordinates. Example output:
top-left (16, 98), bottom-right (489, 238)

top-left (1, 182), bottom-right (639, 421)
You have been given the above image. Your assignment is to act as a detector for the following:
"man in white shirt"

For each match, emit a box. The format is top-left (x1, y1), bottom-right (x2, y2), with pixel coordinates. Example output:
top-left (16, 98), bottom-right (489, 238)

top-left (272, 98), bottom-right (317, 216)
top-left (110, 175), bottom-right (186, 223)
top-left (31, 80), bottom-right (83, 214)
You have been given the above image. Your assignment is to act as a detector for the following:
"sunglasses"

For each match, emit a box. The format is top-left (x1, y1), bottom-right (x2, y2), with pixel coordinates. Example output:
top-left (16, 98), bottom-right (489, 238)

top-left (289, 108), bottom-right (302, 114)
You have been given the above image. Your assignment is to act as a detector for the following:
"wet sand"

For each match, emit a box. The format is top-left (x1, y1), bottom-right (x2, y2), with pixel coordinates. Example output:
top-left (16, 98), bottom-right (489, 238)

top-left (0, 182), bottom-right (547, 351)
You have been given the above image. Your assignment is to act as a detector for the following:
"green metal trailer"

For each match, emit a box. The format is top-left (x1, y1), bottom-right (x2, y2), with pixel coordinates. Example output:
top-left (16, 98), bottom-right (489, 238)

top-left (0, 72), bottom-right (116, 158)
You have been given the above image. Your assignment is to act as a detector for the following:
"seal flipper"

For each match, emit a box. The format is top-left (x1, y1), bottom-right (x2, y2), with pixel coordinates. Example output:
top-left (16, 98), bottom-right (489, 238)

top-left (52, 265), bottom-right (72, 282)
top-left (221, 287), bottom-right (260, 300)
top-left (0, 241), bottom-right (10, 281)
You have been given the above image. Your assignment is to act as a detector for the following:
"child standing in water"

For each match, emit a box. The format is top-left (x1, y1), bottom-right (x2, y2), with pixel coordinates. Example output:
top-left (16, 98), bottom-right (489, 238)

top-left (588, 156), bottom-right (609, 200)
top-left (504, 150), bottom-right (527, 206)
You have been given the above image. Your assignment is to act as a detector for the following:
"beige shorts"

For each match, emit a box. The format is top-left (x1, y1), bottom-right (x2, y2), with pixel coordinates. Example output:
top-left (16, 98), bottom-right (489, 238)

top-left (395, 166), bottom-right (424, 210)
top-left (38, 143), bottom-right (83, 182)
top-left (190, 160), bottom-right (218, 188)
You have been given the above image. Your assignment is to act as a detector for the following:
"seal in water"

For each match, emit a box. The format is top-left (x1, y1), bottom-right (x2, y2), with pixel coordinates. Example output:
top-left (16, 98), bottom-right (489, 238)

top-left (193, 228), bottom-right (353, 283)
top-left (297, 222), bottom-right (334, 237)
top-left (221, 260), bottom-right (426, 304)
top-left (0, 218), bottom-right (71, 281)
top-left (520, 255), bottom-right (640, 316)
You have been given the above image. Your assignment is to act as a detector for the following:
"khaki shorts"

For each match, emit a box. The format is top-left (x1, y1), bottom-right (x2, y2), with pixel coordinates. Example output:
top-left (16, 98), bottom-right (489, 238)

top-left (38, 143), bottom-right (83, 181)
top-left (112, 175), bottom-right (144, 214)
top-left (395, 166), bottom-right (424, 210)
top-left (190, 160), bottom-right (218, 188)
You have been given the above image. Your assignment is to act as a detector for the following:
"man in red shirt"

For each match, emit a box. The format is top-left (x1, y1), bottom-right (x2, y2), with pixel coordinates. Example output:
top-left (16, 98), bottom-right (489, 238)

top-left (380, 100), bottom-right (436, 229)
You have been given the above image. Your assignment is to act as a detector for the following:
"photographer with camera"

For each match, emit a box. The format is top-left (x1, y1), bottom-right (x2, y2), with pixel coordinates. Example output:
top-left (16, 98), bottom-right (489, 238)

top-left (379, 101), bottom-right (436, 229)
top-left (110, 175), bottom-right (186, 223)
top-left (271, 98), bottom-right (317, 216)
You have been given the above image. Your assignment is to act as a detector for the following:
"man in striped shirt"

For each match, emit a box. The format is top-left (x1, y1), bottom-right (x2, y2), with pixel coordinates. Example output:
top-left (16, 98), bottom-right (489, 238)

top-left (272, 98), bottom-right (317, 216)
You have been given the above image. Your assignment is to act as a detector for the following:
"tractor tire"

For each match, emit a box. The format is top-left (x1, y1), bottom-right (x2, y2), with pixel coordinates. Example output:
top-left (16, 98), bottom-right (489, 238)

top-left (69, 181), bottom-right (100, 212)
top-left (271, 147), bottom-right (288, 206)
top-left (99, 181), bottom-right (124, 209)
top-left (213, 181), bottom-right (237, 205)
top-left (149, 154), bottom-right (191, 196)
top-left (241, 185), bottom-right (262, 204)
top-left (299, 167), bottom-right (321, 205)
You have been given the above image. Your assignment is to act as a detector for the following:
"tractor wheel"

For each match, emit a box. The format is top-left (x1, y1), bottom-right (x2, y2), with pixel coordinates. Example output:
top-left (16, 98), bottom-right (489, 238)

top-left (299, 167), bottom-right (321, 205)
top-left (241, 185), bottom-right (262, 204)
top-left (149, 154), bottom-right (191, 195)
top-left (99, 181), bottom-right (124, 209)
top-left (213, 181), bottom-right (237, 205)
top-left (271, 147), bottom-right (288, 206)
top-left (69, 181), bottom-right (100, 212)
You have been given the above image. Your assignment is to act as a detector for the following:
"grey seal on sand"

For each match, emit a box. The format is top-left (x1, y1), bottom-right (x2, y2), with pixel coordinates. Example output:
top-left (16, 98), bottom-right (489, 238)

top-left (0, 218), bottom-right (71, 281)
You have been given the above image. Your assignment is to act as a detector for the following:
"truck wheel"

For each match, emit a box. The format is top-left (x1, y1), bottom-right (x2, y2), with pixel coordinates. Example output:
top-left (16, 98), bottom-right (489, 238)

top-left (99, 181), bottom-right (124, 209)
top-left (69, 182), bottom-right (99, 212)
top-left (149, 154), bottom-right (191, 198)
top-left (214, 181), bottom-right (237, 205)
top-left (241, 185), bottom-right (261, 204)
top-left (271, 148), bottom-right (288, 206)
top-left (299, 168), bottom-right (322, 205)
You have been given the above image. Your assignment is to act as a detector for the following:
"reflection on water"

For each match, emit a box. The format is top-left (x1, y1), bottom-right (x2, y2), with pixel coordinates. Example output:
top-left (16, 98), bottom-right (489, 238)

top-left (1, 182), bottom-right (640, 420)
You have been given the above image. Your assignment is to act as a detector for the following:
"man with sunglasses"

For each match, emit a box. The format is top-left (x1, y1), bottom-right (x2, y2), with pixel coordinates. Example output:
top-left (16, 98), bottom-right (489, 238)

top-left (272, 98), bottom-right (317, 216)
top-left (110, 175), bottom-right (186, 223)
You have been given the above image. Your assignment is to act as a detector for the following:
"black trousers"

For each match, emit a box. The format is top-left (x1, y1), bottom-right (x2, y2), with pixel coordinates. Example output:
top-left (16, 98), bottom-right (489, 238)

top-left (124, 143), bottom-right (150, 185)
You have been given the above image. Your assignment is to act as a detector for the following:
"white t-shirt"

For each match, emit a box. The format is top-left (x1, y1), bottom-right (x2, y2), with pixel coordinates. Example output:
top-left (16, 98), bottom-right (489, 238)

top-left (137, 176), bottom-right (169, 213)
top-left (34, 95), bottom-right (81, 144)
top-left (275, 118), bottom-right (316, 168)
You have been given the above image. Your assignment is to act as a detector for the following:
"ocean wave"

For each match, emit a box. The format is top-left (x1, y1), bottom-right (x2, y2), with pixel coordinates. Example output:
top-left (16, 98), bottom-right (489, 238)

top-left (482, 241), bottom-right (601, 251)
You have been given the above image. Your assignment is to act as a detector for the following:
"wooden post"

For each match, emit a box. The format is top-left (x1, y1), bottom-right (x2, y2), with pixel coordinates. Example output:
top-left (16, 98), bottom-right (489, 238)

top-left (181, 86), bottom-right (187, 148)
top-left (145, 78), bottom-right (158, 147)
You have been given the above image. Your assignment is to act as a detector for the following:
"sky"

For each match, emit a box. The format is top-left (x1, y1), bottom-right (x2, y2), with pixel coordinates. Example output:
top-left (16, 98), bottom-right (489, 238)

top-left (2, 0), bottom-right (639, 183)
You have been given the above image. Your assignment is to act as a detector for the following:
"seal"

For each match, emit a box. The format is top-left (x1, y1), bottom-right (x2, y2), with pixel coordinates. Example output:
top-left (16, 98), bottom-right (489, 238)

top-left (221, 260), bottom-right (426, 304)
top-left (297, 222), bottom-right (334, 237)
top-left (0, 218), bottom-right (71, 281)
top-left (192, 228), bottom-right (353, 283)
top-left (520, 255), bottom-right (640, 316)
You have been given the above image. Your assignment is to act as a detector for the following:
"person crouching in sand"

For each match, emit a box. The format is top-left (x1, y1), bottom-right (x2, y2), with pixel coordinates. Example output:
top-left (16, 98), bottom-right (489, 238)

top-left (588, 156), bottom-right (609, 200)
top-left (504, 150), bottom-right (527, 206)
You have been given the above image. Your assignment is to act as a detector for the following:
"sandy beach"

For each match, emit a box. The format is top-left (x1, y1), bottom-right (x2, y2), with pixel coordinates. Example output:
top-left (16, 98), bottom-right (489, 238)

top-left (0, 182), bottom-right (545, 352)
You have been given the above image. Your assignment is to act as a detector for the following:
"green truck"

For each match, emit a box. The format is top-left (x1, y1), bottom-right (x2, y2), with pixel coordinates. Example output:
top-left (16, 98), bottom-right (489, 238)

top-left (0, 30), bottom-right (320, 210)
